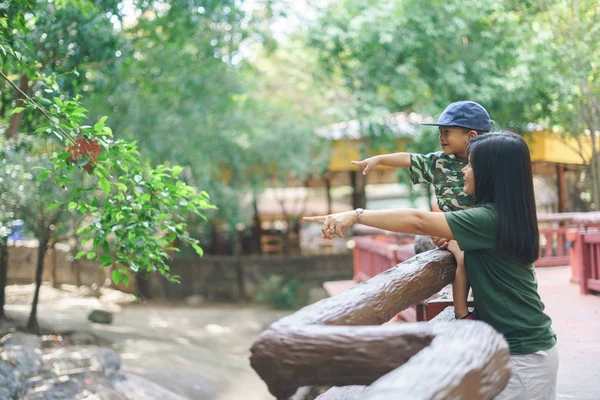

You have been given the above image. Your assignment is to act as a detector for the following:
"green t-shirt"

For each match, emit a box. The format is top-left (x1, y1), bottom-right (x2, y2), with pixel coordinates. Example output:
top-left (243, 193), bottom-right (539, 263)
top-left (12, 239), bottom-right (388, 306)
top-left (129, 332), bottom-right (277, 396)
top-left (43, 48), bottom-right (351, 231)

top-left (409, 152), bottom-right (473, 212)
top-left (445, 205), bottom-right (557, 355)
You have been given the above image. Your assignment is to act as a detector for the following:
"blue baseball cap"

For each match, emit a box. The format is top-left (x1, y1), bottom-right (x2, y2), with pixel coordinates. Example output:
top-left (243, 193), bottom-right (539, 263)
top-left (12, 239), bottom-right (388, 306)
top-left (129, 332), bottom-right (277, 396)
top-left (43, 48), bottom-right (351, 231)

top-left (420, 101), bottom-right (492, 132)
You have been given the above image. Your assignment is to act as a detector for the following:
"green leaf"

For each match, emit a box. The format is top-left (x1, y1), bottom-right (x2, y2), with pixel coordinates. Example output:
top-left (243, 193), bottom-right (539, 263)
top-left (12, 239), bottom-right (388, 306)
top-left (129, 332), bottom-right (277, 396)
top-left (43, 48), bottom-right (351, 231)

top-left (111, 269), bottom-right (122, 285)
top-left (57, 151), bottom-right (71, 161)
top-left (86, 251), bottom-right (96, 259)
top-left (77, 157), bottom-right (89, 167)
top-left (100, 255), bottom-right (113, 267)
top-left (192, 243), bottom-right (204, 257)
top-left (37, 170), bottom-right (49, 181)
top-left (94, 116), bottom-right (108, 132)
top-left (68, 202), bottom-right (77, 210)
top-left (47, 201), bottom-right (63, 211)
top-left (171, 166), bottom-right (184, 176)
top-left (10, 107), bottom-right (25, 115)
top-left (99, 176), bottom-right (110, 194)
top-left (75, 251), bottom-right (87, 260)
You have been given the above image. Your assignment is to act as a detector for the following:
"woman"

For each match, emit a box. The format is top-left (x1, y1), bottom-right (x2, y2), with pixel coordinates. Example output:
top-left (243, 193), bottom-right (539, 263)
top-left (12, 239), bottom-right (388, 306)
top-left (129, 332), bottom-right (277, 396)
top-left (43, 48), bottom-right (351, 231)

top-left (305, 132), bottom-right (558, 399)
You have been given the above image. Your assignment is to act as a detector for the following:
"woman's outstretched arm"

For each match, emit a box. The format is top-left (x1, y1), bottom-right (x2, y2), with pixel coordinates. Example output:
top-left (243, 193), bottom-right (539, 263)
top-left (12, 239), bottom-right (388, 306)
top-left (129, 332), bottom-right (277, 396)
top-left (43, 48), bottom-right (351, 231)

top-left (304, 209), bottom-right (454, 240)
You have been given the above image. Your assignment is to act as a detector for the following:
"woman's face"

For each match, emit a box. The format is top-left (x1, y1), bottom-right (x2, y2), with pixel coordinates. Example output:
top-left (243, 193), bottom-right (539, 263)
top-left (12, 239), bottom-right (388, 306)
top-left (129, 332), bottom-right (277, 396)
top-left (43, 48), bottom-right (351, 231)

top-left (462, 161), bottom-right (475, 196)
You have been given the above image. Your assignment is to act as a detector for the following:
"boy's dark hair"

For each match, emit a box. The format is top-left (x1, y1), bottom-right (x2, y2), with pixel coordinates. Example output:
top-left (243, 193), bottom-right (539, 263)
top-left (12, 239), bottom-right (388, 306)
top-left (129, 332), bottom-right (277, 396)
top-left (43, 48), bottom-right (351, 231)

top-left (467, 131), bottom-right (539, 264)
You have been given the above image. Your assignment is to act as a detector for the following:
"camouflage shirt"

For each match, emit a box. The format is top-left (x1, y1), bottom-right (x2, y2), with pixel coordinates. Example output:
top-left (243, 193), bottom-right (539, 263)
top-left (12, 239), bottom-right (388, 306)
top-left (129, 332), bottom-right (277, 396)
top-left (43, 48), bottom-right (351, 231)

top-left (409, 152), bottom-right (474, 212)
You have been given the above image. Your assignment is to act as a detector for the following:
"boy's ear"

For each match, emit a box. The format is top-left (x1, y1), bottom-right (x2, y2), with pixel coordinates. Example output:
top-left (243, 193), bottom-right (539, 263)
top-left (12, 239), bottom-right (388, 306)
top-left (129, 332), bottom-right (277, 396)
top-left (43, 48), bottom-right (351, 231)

top-left (467, 130), bottom-right (478, 139)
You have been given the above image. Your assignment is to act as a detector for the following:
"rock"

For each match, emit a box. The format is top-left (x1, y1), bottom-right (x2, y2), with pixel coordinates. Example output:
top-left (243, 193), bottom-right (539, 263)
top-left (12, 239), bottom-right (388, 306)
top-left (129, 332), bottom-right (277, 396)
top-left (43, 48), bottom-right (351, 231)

top-left (90, 349), bottom-right (120, 376)
top-left (184, 295), bottom-right (205, 306)
top-left (83, 389), bottom-right (128, 400)
top-left (0, 387), bottom-right (12, 400)
top-left (0, 359), bottom-right (22, 398)
top-left (414, 235), bottom-right (436, 254)
top-left (1, 333), bottom-right (42, 350)
top-left (22, 376), bottom-right (82, 400)
top-left (69, 332), bottom-right (98, 346)
top-left (42, 347), bottom-right (92, 375)
top-left (88, 310), bottom-right (113, 325)
top-left (42, 346), bottom-right (120, 377)
top-left (1, 345), bottom-right (42, 377)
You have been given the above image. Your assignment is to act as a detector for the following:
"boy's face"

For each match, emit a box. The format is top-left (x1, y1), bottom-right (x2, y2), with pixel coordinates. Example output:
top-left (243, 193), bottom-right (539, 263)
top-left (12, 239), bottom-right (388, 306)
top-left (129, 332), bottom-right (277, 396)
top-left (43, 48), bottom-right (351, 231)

top-left (438, 127), bottom-right (476, 158)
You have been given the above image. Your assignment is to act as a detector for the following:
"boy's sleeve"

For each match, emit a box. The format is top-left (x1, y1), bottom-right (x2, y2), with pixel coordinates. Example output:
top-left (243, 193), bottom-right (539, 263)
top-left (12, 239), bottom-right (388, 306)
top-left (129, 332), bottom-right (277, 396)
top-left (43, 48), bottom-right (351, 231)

top-left (444, 207), bottom-right (497, 251)
top-left (409, 152), bottom-right (438, 184)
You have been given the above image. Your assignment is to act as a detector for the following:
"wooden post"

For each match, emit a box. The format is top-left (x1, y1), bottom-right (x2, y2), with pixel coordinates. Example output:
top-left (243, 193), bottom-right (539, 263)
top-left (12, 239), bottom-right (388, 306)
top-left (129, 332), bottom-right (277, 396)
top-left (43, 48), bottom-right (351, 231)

top-left (350, 170), bottom-right (367, 210)
top-left (578, 232), bottom-right (590, 295)
top-left (325, 174), bottom-right (332, 215)
top-left (556, 164), bottom-right (566, 213)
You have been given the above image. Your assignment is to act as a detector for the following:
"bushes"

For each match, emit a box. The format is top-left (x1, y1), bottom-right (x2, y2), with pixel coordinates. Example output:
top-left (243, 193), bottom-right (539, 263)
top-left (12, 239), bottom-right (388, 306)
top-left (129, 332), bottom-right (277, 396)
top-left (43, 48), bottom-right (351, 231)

top-left (255, 275), bottom-right (307, 310)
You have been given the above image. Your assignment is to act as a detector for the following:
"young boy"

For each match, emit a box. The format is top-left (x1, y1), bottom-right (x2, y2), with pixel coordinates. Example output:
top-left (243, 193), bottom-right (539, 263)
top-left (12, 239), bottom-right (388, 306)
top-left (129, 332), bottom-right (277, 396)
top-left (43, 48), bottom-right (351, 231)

top-left (351, 101), bottom-right (492, 319)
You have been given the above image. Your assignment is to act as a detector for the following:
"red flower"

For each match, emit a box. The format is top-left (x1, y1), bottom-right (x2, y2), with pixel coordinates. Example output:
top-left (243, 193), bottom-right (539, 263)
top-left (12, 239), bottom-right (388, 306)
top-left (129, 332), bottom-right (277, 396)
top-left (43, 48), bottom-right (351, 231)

top-left (67, 138), bottom-right (101, 171)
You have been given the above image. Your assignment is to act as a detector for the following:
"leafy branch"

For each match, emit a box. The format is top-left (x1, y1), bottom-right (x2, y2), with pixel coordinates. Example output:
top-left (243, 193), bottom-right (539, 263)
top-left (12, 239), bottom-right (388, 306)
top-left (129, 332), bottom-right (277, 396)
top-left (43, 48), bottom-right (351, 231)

top-left (1, 69), bottom-right (216, 285)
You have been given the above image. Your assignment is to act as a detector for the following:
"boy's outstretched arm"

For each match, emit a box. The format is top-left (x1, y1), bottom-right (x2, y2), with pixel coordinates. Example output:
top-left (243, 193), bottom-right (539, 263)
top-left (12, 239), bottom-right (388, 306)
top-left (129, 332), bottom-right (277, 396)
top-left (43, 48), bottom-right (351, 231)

top-left (351, 153), bottom-right (411, 175)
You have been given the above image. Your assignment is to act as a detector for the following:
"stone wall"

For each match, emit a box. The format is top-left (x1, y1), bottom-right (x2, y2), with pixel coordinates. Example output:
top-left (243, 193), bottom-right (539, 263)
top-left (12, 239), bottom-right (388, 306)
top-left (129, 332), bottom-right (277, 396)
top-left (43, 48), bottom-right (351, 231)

top-left (6, 242), bottom-right (353, 302)
top-left (7, 242), bottom-right (107, 287)
top-left (153, 253), bottom-right (354, 301)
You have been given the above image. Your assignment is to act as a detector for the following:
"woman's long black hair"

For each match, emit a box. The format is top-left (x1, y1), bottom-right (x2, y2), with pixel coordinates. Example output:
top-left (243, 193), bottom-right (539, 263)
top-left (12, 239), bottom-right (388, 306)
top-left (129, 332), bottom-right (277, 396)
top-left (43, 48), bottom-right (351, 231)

top-left (467, 132), bottom-right (539, 264)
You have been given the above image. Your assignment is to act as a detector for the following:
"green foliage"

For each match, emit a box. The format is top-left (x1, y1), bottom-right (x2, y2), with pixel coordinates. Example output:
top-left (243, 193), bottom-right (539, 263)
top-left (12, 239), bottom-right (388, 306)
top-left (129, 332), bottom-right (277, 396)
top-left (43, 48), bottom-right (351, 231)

top-left (28, 90), bottom-right (215, 283)
top-left (0, 136), bottom-right (72, 244)
top-left (82, 3), bottom-right (338, 238)
top-left (0, 0), bottom-right (215, 284)
top-left (255, 274), bottom-right (305, 310)
top-left (307, 0), bottom-right (587, 131)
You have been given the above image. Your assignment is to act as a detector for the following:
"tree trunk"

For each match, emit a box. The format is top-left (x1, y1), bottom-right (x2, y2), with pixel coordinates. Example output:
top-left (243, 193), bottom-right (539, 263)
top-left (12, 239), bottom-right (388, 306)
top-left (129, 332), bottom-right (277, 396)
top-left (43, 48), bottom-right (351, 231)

top-left (0, 242), bottom-right (8, 319)
top-left (135, 272), bottom-right (153, 300)
top-left (556, 164), bottom-right (566, 213)
top-left (325, 175), bottom-right (333, 214)
top-left (27, 237), bottom-right (48, 334)
top-left (280, 226), bottom-right (289, 256)
top-left (50, 247), bottom-right (59, 288)
top-left (588, 127), bottom-right (600, 210)
top-left (593, 152), bottom-right (600, 210)
top-left (350, 171), bottom-right (367, 210)
top-left (0, 69), bottom-right (7, 119)
top-left (5, 73), bottom-right (30, 139)
top-left (233, 231), bottom-right (246, 300)
top-left (252, 190), bottom-right (262, 255)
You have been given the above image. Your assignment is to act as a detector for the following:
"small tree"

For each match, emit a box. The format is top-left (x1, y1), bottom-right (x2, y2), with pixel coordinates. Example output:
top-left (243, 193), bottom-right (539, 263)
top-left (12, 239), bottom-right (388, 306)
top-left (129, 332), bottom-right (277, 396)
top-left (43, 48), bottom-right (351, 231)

top-left (0, 141), bottom-right (28, 318)
top-left (1, 1), bottom-right (216, 330)
top-left (1, 137), bottom-right (71, 332)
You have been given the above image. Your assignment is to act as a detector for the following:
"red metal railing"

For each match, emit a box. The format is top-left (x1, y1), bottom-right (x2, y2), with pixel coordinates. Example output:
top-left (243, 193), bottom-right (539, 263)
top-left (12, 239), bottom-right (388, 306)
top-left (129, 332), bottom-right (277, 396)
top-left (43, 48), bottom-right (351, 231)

top-left (537, 227), bottom-right (571, 267)
top-left (352, 236), bottom-right (414, 282)
top-left (577, 232), bottom-right (600, 295)
top-left (536, 212), bottom-right (600, 268)
top-left (346, 214), bottom-right (600, 303)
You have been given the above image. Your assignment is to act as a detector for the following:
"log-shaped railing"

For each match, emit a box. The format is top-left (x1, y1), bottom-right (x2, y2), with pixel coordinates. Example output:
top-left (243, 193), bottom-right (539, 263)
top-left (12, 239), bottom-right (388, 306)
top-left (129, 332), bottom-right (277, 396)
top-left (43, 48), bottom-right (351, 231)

top-left (249, 250), bottom-right (511, 399)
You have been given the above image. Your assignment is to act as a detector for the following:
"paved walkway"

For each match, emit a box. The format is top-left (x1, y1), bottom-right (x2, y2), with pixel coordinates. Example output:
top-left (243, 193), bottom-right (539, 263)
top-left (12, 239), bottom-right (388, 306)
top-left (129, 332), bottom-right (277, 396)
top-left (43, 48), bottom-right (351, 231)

top-left (535, 266), bottom-right (600, 400)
